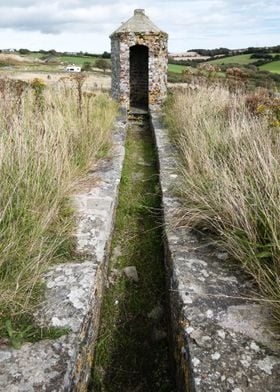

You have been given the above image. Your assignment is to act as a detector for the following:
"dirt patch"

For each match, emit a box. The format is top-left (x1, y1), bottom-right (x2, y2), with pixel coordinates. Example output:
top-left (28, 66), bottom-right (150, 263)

top-left (0, 53), bottom-right (37, 64)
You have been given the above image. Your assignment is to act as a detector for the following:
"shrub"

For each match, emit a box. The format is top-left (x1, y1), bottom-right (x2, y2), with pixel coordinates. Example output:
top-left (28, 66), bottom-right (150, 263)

top-left (95, 58), bottom-right (111, 73)
top-left (82, 61), bottom-right (92, 71)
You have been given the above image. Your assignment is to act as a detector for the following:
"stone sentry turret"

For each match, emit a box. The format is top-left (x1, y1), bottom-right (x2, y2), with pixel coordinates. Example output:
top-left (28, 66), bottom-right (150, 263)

top-left (110, 9), bottom-right (168, 111)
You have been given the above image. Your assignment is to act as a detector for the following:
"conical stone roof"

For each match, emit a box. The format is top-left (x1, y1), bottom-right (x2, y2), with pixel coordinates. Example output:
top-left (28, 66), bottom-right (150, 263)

top-left (111, 9), bottom-right (166, 36)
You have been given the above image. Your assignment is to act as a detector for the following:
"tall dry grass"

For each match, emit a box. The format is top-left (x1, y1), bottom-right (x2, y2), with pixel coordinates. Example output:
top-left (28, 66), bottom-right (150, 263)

top-left (165, 86), bottom-right (280, 325)
top-left (0, 78), bottom-right (118, 325)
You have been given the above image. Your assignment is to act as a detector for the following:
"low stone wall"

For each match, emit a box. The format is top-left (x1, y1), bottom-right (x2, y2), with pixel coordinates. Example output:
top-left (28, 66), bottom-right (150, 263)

top-left (0, 113), bottom-right (126, 392)
top-left (150, 111), bottom-right (280, 392)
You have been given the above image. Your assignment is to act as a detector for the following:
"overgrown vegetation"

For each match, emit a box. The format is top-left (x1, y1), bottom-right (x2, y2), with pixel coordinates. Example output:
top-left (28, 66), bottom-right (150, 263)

top-left (0, 77), bottom-right (117, 344)
top-left (165, 85), bottom-right (280, 326)
top-left (168, 61), bottom-right (280, 90)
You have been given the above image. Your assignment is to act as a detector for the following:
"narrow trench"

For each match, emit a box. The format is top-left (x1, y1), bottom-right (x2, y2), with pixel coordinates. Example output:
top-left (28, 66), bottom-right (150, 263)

top-left (90, 114), bottom-right (176, 392)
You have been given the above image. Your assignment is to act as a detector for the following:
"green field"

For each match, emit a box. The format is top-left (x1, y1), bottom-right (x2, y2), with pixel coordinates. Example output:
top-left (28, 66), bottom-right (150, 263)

top-left (56, 55), bottom-right (99, 65)
top-left (168, 53), bottom-right (280, 75)
top-left (14, 52), bottom-right (101, 66)
top-left (208, 53), bottom-right (280, 69)
top-left (208, 54), bottom-right (257, 65)
top-left (8, 51), bottom-right (280, 75)
top-left (168, 63), bottom-right (186, 73)
top-left (21, 52), bottom-right (46, 60)
top-left (260, 61), bottom-right (280, 74)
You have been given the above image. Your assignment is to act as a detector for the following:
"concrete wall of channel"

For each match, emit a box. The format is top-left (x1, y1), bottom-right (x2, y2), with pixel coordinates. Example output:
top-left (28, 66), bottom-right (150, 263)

top-left (150, 111), bottom-right (280, 392)
top-left (0, 112), bottom-right (126, 392)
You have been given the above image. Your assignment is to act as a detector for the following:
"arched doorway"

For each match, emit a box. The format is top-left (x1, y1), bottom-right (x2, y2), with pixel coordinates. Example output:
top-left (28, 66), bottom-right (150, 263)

top-left (129, 45), bottom-right (149, 110)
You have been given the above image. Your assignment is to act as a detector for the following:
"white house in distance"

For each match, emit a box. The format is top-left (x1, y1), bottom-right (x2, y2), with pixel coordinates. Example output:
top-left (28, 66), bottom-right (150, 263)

top-left (65, 64), bottom-right (81, 72)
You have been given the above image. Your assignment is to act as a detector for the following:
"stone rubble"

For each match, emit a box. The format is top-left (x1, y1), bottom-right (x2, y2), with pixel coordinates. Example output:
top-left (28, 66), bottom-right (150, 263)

top-left (123, 266), bottom-right (139, 282)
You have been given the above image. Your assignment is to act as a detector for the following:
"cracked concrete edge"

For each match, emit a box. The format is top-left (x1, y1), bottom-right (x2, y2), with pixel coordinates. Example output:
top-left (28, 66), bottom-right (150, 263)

top-left (0, 111), bottom-right (127, 392)
top-left (150, 111), bottom-right (280, 392)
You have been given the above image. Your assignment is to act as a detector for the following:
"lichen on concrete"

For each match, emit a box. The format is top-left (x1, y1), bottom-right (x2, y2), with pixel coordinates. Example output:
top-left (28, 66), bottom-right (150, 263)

top-left (150, 111), bottom-right (280, 392)
top-left (0, 114), bottom-right (126, 391)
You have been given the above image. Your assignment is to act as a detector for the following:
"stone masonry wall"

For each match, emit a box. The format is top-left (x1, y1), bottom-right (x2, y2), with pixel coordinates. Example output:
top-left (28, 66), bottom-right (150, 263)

top-left (111, 38), bottom-right (120, 101)
top-left (111, 32), bottom-right (168, 110)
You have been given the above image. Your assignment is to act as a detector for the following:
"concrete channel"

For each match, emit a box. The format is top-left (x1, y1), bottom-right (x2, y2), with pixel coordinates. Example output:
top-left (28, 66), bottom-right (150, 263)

top-left (90, 111), bottom-right (176, 391)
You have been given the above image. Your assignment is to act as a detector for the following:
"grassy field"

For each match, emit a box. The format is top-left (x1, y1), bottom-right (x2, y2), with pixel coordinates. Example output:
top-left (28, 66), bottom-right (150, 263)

top-left (168, 53), bottom-right (280, 76)
top-left (21, 52), bottom-right (46, 60)
top-left (208, 53), bottom-right (258, 65)
top-left (11, 52), bottom-right (101, 67)
top-left (56, 55), bottom-right (99, 65)
top-left (208, 53), bottom-right (280, 74)
top-left (165, 86), bottom-right (280, 327)
top-left (208, 53), bottom-right (280, 65)
top-left (0, 77), bottom-right (117, 345)
top-left (260, 60), bottom-right (280, 74)
top-left (168, 63), bottom-right (186, 73)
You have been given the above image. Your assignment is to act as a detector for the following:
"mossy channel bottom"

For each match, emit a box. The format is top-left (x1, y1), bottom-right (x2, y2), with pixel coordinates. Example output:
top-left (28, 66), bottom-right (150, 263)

top-left (90, 117), bottom-right (175, 391)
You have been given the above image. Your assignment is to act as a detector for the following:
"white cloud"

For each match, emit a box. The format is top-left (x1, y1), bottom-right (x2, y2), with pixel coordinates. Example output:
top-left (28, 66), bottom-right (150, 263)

top-left (0, 0), bottom-right (279, 52)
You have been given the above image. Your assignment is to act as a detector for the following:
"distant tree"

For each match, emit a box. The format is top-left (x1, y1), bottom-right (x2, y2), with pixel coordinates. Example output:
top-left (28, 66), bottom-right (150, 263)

top-left (250, 53), bottom-right (273, 59)
top-left (95, 58), bottom-right (111, 73)
top-left (102, 51), bottom-right (111, 59)
top-left (19, 48), bottom-right (30, 55)
top-left (189, 47), bottom-right (230, 57)
top-left (48, 49), bottom-right (58, 56)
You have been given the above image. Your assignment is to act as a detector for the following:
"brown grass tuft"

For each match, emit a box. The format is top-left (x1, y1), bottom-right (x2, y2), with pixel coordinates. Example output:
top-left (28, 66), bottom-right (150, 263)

top-left (165, 85), bottom-right (280, 325)
top-left (0, 79), bottom-right (118, 324)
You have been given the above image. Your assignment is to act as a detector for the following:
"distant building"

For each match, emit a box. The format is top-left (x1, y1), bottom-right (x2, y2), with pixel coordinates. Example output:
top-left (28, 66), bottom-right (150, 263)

top-left (65, 65), bottom-right (81, 73)
top-left (2, 48), bottom-right (16, 53)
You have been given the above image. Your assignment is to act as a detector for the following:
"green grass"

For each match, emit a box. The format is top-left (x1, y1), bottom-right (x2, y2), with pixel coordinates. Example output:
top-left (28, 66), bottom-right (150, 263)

top-left (208, 53), bottom-right (280, 66)
top-left (168, 63), bottom-right (186, 73)
top-left (91, 119), bottom-right (175, 391)
top-left (208, 54), bottom-right (258, 65)
top-left (260, 61), bottom-right (280, 74)
top-left (10, 52), bottom-right (104, 68)
top-left (56, 55), bottom-right (99, 65)
top-left (22, 52), bottom-right (46, 60)
top-left (1, 317), bottom-right (69, 349)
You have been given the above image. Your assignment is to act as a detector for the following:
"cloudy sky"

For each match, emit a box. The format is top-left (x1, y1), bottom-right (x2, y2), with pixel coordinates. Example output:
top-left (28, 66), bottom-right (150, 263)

top-left (0, 0), bottom-right (279, 53)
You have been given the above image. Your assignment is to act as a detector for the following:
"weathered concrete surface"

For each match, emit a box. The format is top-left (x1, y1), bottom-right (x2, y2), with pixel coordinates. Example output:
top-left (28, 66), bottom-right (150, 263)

top-left (0, 114), bottom-right (126, 392)
top-left (150, 111), bottom-right (280, 392)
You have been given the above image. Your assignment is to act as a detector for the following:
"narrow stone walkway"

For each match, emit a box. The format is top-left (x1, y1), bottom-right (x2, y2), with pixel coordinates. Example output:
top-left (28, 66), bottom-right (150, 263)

top-left (90, 117), bottom-right (175, 391)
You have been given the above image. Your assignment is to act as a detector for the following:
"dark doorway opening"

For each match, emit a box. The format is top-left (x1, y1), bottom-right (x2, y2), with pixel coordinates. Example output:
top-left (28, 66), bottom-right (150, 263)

top-left (129, 45), bottom-right (149, 110)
